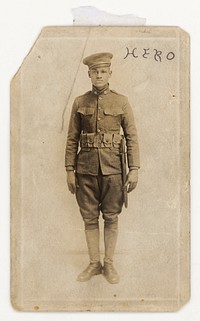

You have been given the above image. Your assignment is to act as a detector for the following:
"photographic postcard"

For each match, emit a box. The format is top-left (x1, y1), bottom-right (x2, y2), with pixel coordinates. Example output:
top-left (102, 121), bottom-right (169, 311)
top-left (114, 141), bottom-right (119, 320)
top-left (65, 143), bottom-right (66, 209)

top-left (10, 26), bottom-right (190, 312)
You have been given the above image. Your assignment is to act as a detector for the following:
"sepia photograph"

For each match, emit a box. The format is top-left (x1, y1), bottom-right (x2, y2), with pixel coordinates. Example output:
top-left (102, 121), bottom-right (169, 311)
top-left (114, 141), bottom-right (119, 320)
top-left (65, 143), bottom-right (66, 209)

top-left (10, 26), bottom-right (190, 312)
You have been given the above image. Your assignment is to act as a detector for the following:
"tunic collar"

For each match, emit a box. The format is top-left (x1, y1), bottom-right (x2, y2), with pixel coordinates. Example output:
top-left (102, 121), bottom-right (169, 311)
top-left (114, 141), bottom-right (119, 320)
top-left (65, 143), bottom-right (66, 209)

top-left (92, 84), bottom-right (110, 95)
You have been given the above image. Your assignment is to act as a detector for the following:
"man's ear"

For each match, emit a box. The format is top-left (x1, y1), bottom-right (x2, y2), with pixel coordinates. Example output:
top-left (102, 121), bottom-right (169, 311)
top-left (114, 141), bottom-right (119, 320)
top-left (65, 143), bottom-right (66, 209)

top-left (88, 71), bottom-right (91, 78)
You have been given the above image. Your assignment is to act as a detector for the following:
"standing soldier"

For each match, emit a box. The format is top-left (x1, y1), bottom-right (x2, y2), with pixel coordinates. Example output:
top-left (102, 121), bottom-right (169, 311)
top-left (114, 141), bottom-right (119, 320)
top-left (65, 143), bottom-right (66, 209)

top-left (65, 52), bottom-right (140, 284)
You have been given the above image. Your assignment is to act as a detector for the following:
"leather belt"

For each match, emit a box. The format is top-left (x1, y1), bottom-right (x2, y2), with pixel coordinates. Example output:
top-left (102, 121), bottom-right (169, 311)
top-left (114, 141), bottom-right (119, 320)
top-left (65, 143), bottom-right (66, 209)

top-left (80, 132), bottom-right (122, 148)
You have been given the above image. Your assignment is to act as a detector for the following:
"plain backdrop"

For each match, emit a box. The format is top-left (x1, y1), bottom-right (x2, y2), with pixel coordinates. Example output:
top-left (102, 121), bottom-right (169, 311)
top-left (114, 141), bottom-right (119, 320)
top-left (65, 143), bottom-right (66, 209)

top-left (0, 0), bottom-right (199, 320)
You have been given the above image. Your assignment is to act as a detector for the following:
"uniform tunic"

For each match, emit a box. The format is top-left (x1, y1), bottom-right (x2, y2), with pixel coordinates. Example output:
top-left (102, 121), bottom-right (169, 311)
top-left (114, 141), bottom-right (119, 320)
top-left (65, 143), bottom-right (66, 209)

top-left (65, 87), bottom-right (140, 173)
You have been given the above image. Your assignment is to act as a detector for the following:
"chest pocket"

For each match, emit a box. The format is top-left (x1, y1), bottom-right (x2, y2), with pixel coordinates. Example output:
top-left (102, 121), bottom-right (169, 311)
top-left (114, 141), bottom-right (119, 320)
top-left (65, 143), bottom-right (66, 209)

top-left (103, 107), bottom-right (124, 131)
top-left (103, 107), bottom-right (124, 116)
top-left (77, 106), bottom-right (95, 132)
top-left (77, 107), bottom-right (94, 116)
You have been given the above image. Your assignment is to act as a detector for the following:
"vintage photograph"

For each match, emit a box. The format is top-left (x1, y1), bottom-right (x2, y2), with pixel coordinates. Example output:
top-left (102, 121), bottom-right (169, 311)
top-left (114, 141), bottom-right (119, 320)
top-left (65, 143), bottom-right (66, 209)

top-left (11, 26), bottom-right (190, 311)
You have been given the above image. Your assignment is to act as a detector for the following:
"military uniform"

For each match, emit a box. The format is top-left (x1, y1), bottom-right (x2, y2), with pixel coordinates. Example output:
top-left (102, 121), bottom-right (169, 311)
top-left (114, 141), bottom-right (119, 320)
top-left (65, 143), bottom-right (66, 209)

top-left (65, 52), bottom-right (140, 284)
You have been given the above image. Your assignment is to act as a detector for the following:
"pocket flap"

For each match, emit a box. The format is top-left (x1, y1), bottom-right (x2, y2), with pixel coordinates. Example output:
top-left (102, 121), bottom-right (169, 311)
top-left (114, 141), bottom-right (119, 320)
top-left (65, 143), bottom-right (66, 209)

top-left (104, 107), bottom-right (124, 116)
top-left (86, 133), bottom-right (95, 143)
top-left (113, 134), bottom-right (122, 144)
top-left (103, 133), bottom-right (112, 143)
top-left (77, 107), bottom-right (94, 115)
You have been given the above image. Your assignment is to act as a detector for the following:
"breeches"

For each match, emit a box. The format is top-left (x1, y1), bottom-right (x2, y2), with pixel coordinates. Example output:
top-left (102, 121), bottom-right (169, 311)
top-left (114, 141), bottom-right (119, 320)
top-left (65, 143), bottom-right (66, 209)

top-left (76, 172), bottom-right (123, 230)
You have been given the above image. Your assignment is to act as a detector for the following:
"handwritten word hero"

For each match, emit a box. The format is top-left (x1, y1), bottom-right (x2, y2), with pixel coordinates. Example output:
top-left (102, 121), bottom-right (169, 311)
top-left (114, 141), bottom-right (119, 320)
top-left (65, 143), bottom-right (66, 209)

top-left (124, 48), bottom-right (175, 62)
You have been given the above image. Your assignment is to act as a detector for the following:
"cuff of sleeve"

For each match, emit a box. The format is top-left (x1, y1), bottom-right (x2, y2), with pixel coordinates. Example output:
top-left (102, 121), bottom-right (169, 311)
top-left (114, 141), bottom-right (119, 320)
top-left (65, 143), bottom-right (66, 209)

top-left (129, 166), bottom-right (139, 170)
top-left (65, 166), bottom-right (74, 171)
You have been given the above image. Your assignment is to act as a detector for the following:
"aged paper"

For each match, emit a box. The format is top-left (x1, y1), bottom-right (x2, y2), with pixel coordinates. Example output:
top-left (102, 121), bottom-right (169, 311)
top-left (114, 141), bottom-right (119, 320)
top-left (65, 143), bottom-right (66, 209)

top-left (10, 26), bottom-right (190, 312)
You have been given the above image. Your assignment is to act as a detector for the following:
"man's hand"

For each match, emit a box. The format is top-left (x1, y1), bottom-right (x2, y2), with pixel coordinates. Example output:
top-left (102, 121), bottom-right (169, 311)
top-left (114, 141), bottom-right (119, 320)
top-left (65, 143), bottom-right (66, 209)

top-left (124, 169), bottom-right (138, 193)
top-left (66, 171), bottom-right (77, 194)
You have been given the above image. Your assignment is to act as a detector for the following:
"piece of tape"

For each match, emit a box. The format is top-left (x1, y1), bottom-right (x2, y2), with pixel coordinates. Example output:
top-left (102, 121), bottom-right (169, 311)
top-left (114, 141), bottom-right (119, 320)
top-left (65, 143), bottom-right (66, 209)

top-left (72, 6), bottom-right (146, 26)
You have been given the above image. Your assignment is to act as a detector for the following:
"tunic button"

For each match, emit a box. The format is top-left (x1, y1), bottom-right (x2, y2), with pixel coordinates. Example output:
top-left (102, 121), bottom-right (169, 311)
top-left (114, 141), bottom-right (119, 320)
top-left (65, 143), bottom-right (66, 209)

top-left (99, 97), bottom-right (102, 100)
top-left (98, 118), bottom-right (101, 121)
top-left (97, 129), bottom-right (101, 132)
top-left (98, 107), bottom-right (101, 110)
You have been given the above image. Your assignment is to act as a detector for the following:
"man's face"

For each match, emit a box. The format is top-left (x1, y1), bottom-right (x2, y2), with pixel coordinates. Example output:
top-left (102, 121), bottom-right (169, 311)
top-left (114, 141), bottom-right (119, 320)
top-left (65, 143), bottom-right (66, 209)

top-left (88, 66), bottom-right (112, 88)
